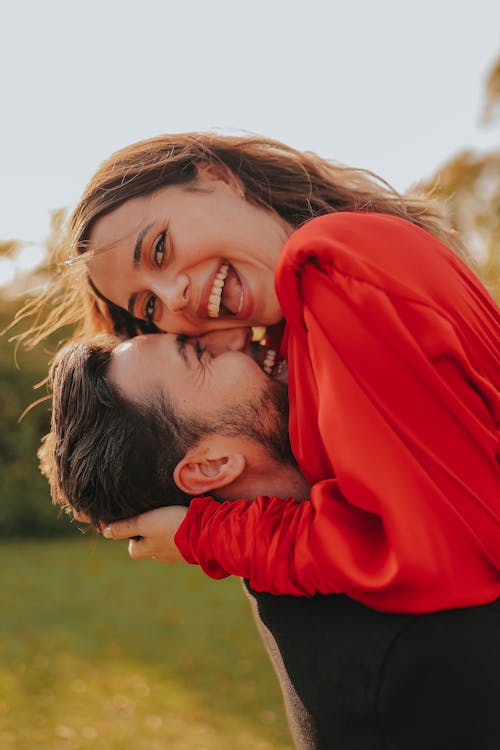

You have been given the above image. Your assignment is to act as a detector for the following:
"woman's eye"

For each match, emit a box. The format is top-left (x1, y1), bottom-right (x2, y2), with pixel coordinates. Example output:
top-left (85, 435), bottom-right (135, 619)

top-left (144, 294), bottom-right (157, 322)
top-left (153, 231), bottom-right (167, 267)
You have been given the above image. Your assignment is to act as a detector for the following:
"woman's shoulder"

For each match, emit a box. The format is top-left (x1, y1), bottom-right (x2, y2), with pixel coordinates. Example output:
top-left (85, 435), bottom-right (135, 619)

top-left (276, 210), bottom-right (475, 315)
top-left (278, 211), bottom-right (435, 279)
top-left (287, 211), bottom-right (425, 249)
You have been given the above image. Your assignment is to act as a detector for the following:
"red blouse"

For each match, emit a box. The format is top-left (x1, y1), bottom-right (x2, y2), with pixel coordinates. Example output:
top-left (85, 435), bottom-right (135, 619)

top-left (175, 213), bottom-right (500, 613)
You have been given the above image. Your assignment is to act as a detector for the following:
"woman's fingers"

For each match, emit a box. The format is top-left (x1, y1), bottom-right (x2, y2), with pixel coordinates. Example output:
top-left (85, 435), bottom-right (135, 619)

top-left (102, 516), bottom-right (140, 540)
top-left (127, 537), bottom-right (151, 560)
top-left (102, 506), bottom-right (188, 562)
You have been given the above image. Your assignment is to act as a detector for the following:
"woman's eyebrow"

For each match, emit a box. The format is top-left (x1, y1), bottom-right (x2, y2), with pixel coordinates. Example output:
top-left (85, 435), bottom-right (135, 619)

top-left (127, 221), bottom-right (156, 315)
top-left (133, 221), bottom-right (155, 268)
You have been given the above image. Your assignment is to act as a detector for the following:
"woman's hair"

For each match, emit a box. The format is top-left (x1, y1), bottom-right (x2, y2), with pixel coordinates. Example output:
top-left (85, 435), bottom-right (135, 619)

top-left (15, 132), bottom-right (463, 348)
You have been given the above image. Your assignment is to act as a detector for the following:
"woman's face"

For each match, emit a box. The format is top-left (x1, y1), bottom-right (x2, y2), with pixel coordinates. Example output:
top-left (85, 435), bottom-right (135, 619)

top-left (87, 166), bottom-right (293, 336)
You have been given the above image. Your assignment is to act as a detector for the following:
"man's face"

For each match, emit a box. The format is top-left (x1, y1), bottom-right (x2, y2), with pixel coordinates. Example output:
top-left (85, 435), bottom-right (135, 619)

top-left (108, 331), bottom-right (294, 465)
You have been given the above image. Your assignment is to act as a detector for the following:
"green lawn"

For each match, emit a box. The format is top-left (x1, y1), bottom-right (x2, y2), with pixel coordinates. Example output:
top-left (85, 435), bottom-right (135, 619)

top-left (0, 537), bottom-right (292, 750)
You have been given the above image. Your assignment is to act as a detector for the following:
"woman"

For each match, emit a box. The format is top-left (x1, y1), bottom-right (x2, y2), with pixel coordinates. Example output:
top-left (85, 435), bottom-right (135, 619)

top-left (24, 132), bottom-right (463, 342)
top-left (23, 133), bottom-right (500, 746)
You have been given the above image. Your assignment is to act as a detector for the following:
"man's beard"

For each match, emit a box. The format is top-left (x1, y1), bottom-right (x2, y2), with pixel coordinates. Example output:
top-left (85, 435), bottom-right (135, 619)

top-left (210, 379), bottom-right (296, 467)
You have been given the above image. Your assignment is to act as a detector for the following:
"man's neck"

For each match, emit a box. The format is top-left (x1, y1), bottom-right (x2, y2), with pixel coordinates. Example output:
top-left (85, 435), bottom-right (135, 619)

top-left (219, 462), bottom-right (310, 502)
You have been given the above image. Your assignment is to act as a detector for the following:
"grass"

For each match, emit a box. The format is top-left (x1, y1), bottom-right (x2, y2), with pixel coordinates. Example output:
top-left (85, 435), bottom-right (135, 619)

top-left (0, 537), bottom-right (292, 750)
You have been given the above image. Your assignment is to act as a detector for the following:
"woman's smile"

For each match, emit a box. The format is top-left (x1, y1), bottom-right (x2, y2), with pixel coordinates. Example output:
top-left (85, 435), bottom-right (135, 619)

top-left (205, 262), bottom-right (231, 318)
top-left (199, 261), bottom-right (251, 320)
top-left (86, 164), bottom-right (293, 335)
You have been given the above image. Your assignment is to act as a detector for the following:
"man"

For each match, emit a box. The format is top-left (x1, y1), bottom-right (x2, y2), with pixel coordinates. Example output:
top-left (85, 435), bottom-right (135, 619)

top-left (45, 330), bottom-right (309, 527)
top-left (46, 327), bottom-right (500, 750)
top-left (45, 329), bottom-right (321, 748)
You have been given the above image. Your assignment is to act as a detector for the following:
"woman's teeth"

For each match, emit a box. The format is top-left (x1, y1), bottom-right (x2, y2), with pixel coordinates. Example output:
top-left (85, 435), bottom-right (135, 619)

top-left (262, 349), bottom-right (276, 374)
top-left (207, 262), bottom-right (244, 318)
top-left (207, 263), bottom-right (229, 318)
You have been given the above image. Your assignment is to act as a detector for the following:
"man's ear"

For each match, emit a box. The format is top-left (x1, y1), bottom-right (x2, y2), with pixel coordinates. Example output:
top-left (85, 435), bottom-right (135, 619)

top-left (173, 444), bottom-right (246, 495)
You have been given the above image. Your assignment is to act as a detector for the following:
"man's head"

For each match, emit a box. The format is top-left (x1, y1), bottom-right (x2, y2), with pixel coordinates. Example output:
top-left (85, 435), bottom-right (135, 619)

top-left (44, 331), bottom-right (305, 528)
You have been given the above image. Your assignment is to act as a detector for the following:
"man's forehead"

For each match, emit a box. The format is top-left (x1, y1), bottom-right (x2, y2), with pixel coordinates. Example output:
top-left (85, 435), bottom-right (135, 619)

top-left (115, 340), bottom-right (138, 357)
top-left (108, 341), bottom-right (143, 386)
top-left (114, 335), bottom-right (161, 361)
top-left (110, 340), bottom-right (140, 374)
top-left (109, 336), bottom-right (171, 398)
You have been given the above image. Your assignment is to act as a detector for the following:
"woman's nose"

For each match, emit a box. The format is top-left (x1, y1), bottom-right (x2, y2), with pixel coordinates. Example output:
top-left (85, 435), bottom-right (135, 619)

top-left (153, 274), bottom-right (190, 313)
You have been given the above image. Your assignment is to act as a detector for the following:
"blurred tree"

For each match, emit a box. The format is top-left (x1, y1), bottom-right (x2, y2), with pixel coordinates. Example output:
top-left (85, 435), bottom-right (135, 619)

top-left (0, 296), bottom-right (73, 536)
top-left (483, 54), bottom-right (500, 125)
top-left (418, 150), bottom-right (500, 299)
top-left (0, 240), bottom-right (21, 258)
top-left (1, 208), bottom-right (73, 536)
top-left (418, 52), bottom-right (500, 301)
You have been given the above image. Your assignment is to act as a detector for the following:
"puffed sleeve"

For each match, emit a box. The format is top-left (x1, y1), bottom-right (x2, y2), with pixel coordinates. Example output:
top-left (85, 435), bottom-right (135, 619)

top-left (175, 213), bottom-right (500, 613)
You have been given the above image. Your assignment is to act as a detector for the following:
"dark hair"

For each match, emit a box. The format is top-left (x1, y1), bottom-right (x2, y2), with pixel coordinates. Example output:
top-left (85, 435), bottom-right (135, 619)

top-left (43, 336), bottom-right (209, 528)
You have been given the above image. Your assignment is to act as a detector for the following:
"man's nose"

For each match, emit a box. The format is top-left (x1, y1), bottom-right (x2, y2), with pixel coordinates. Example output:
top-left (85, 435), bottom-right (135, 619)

top-left (152, 273), bottom-right (190, 313)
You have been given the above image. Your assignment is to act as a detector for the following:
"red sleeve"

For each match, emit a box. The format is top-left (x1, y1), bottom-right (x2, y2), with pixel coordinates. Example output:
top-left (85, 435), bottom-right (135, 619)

top-left (175, 213), bottom-right (500, 613)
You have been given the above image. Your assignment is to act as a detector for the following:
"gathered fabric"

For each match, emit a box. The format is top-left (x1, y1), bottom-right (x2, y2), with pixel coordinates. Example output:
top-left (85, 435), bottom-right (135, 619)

top-left (175, 212), bottom-right (500, 613)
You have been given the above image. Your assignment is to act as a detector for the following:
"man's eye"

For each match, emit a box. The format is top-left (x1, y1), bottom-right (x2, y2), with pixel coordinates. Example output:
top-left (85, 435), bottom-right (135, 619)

top-left (153, 231), bottom-right (167, 267)
top-left (143, 294), bottom-right (157, 322)
top-left (176, 334), bottom-right (188, 353)
top-left (195, 341), bottom-right (207, 362)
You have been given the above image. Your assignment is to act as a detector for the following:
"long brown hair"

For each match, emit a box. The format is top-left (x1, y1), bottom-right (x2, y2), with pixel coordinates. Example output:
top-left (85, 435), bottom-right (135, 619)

top-left (14, 132), bottom-right (463, 348)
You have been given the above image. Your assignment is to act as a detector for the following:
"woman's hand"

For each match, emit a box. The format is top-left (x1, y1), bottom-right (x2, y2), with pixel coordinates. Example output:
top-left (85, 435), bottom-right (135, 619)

top-left (102, 506), bottom-right (188, 562)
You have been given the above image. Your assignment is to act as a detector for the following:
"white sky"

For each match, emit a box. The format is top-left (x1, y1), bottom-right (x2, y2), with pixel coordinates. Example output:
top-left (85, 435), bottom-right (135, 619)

top-left (1, 0), bottom-right (499, 285)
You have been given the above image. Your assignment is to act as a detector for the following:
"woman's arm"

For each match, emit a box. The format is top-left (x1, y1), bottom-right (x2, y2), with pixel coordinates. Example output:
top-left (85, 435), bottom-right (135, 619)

top-left (106, 214), bottom-right (500, 612)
